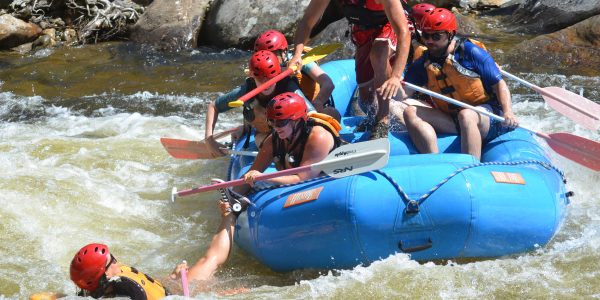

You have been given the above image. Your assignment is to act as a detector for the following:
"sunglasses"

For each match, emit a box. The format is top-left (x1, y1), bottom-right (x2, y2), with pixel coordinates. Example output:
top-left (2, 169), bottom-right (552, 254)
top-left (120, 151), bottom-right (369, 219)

top-left (421, 32), bottom-right (446, 41)
top-left (268, 119), bottom-right (292, 128)
top-left (105, 254), bottom-right (117, 270)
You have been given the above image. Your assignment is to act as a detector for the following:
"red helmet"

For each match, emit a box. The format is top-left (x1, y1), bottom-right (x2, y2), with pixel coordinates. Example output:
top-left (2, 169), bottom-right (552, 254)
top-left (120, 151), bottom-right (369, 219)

top-left (411, 3), bottom-right (436, 27)
top-left (249, 50), bottom-right (281, 80)
top-left (254, 30), bottom-right (288, 51)
top-left (70, 243), bottom-right (109, 291)
top-left (267, 92), bottom-right (308, 121)
top-left (420, 8), bottom-right (457, 33)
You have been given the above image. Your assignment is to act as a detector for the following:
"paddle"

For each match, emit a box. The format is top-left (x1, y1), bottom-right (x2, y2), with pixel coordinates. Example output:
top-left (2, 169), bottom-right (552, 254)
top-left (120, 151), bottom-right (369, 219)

top-left (160, 137), bottom-right (257, 159)
top-left (171, 138), bottom-right (390, 200)
top-left (403, 81), bottom-right (600, 171)
top-left (501, 70), bottom-right (600, 131)
top-left (227, 43), bottom-right (342, 108)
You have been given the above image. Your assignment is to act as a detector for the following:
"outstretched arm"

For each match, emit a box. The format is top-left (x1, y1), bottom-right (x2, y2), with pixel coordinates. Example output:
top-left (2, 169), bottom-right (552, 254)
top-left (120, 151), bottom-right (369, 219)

top-left (174, 202), bottom-right (236, 282)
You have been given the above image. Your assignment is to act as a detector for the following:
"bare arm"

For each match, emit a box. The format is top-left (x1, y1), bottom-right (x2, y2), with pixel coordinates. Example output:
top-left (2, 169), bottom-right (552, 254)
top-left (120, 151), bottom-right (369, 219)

top-left (377, 0), bottom-right (411, 100)
top-left (261, 127), bottom-right (334, 185)
top-left (305, 65), bottom-right (335, 110)
top-left (185, 202), bottom-right (236, 282)
top-left (493, 79), bottom-right (519, 128)
top-left (289, 0), bottom-right (331, 69)
top-left (205, 102), bottom-right (218, 139)
top-left (204, 101), bottom-right (227, 157)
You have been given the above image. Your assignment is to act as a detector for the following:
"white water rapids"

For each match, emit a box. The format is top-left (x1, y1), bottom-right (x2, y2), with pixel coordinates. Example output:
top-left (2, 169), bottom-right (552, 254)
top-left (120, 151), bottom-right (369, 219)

top-left (1, 44), bottom-right (599, 299)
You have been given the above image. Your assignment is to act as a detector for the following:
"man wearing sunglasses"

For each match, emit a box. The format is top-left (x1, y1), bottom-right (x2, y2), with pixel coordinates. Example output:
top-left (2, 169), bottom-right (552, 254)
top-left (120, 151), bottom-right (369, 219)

top-left (289, 0), bottom-right (412, 140)
top-left (402, 8), bottom-right (519, 160)
top-left (204, 50), bottom-right (314, 158)
top-left (241, 92), bottom-right (342, 187)
top-left (69, 201), bottom-right (237, 298)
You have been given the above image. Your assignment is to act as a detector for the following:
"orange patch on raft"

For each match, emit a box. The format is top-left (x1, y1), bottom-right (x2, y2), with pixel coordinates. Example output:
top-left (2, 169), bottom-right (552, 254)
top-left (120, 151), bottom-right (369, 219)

top-left (491, 171), bottom-right (526, 185)
top-left (283, 186), bottom-right (324, 208)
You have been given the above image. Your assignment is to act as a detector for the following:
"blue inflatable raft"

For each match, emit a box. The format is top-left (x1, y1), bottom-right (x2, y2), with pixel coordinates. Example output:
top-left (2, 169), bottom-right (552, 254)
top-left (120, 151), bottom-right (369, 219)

top-left (228, 60), bottom-right (570, 272)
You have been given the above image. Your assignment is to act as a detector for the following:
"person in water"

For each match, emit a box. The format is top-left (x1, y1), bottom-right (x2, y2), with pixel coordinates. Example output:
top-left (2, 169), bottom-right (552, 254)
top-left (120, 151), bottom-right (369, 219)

top-left (289, 0), bottom-right (412, 140)
top-left (69, 201), bottom-right (237, 299)
top-left (241, 92), bottom-right (343, 187)
top-left (204, 50), bottom-right (314, 158)
top-left (402, 8), bottom-right (519, 160)
top-left (254, 29), bottom-right (341, 121)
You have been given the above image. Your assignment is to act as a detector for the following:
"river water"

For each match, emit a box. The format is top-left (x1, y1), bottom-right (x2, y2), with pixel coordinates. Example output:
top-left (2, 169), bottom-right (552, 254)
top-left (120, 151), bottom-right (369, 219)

top-left (1, 40), bottom-right (599, 299)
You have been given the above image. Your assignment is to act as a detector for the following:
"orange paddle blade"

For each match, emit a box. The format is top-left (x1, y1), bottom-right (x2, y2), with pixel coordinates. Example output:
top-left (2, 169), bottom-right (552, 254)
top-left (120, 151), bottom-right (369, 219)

top-left (160, 138), bottom-right (213, 159)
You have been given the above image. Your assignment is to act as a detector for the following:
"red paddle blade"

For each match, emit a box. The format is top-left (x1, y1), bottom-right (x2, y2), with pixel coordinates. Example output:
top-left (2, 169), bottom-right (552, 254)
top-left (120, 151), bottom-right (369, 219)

top-left (543, 132), bottom-right (600, 171)
top-left (541, 87), bottom-right (600, 131)
top-left (160, 138), bottom-right (212, 159)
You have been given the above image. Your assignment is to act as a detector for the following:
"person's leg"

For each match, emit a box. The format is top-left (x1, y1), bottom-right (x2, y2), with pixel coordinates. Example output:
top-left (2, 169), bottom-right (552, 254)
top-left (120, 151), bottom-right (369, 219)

top-left (456, 108), bottom-right (490, 160)
top-left (370, 39), bottom-right (393, 124)
top-left (352, 33), bottom-right (378, 131)
top-left (404, 106), bottom-right (456, 154)
top-left (389, 98), bottom-right (431, 131)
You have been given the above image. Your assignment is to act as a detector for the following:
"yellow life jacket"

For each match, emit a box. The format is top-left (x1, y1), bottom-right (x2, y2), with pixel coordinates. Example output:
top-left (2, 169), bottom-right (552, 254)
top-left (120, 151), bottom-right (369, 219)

top-left (294, 47), bottom-right (321, 102)
top-left (412, 42), bottom-right (427, 62)
top-left (296, 72), bottom-right (321, 102)
top-left (273, 112), bottom-right (342, 169)
top-left (424, 38), bottom-right (491, 113)
top-left (467, 38), bottom-right (488, 51)
top-left (110, 265), bottom-right (168, 300)
top-left (307, 111), bottom-right (341, 135)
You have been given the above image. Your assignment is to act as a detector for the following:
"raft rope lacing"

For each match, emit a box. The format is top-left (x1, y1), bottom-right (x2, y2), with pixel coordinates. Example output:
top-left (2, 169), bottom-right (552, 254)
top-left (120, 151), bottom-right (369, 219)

top-left (247, 160), bottom-right (565, 214)
top-left (375, 160), bottom-right (565, 213)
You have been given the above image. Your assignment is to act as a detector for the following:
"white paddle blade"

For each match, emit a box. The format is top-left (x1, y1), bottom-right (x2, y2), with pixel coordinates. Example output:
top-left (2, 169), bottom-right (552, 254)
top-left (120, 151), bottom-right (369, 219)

top-left (314, 138), bottom-right (390, 178)
top-left (542, 87), bottom-right (600, 131)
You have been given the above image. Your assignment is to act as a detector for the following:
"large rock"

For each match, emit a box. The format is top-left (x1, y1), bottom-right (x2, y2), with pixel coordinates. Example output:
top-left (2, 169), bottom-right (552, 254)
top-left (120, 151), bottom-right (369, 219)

top-left (308, 19), bottom-right (354, 62)
top-left (199, 0), bottom-right (310, 49)
top-left (130, 0), bottom-right (211, 50)
top-left (504, 15), bottom-right (600, 76)
top-left (510, 0), bottom-right (600, 34)
top-left (0, 14), bottom-right (41, 49)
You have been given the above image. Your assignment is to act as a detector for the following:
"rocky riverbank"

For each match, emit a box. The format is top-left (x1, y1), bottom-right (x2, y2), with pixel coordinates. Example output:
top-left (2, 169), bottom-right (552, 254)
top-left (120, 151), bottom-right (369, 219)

top-left (1, 0), bottom-right (599, 75)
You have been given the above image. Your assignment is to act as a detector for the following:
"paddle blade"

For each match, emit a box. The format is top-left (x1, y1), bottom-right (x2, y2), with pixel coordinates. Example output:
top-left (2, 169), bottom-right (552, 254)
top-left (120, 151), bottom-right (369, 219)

top-left (314, 138), bottom-right (390, 178)
top-left (301, 43), bottom-right (342, 65)
top-left (543, 132), bottom-right (600, 171)
top-left (161, 138), bottom-right (212, 159)
top-left (542, 87), bottom-right (600, 131)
